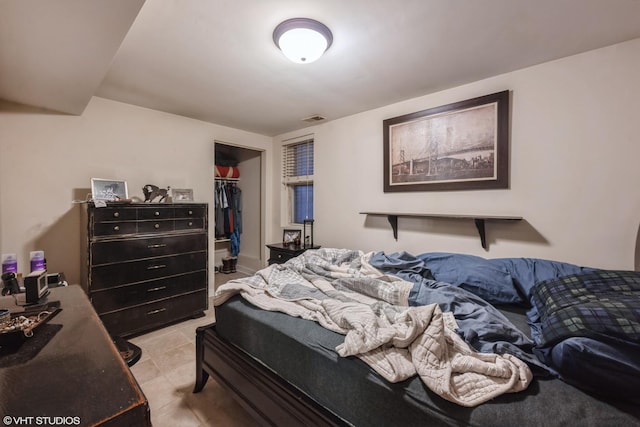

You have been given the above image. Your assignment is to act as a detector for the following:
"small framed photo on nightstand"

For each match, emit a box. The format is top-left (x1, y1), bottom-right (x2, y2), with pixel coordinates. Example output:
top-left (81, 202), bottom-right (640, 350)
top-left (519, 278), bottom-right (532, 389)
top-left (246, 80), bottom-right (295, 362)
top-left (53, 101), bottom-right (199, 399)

top-left (282, 229), bottom-right (301, 245)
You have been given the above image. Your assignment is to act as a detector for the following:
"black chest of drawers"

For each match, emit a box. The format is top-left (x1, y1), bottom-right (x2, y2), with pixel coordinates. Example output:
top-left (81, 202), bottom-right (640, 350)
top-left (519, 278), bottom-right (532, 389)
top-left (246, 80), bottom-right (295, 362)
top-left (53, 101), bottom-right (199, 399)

top-left (81, 202), bottom-right (208, 337)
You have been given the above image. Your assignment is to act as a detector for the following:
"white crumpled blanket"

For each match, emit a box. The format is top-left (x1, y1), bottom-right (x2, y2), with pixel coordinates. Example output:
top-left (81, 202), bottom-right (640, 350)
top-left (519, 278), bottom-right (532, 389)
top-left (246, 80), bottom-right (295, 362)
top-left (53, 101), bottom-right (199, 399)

top-left (214, 248), bottom-right (532, 407)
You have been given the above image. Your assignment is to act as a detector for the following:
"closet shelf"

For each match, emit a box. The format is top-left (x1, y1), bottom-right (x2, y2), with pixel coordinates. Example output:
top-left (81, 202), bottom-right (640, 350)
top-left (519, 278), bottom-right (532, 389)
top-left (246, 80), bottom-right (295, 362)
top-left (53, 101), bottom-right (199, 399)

top-left (359, 212), bottom-right (522, 250)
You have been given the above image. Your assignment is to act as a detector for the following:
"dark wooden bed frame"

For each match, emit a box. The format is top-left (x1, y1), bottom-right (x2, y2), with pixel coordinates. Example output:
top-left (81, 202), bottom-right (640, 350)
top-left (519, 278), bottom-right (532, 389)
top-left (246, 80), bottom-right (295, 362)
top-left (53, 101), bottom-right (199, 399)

top-left (194, 323), bottom-right (347, 426)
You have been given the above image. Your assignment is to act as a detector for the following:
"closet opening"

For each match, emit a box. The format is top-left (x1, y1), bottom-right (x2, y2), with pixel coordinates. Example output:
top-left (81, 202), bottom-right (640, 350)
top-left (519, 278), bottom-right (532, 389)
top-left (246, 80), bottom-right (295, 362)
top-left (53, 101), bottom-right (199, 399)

top-left (213, 141), bottom-right (264, 285)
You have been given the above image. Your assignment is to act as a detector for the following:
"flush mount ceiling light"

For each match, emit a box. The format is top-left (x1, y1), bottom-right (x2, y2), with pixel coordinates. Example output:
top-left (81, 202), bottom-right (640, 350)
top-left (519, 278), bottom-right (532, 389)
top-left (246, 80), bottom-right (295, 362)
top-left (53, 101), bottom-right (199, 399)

top-left (273, 18), bottom-right (333, 64)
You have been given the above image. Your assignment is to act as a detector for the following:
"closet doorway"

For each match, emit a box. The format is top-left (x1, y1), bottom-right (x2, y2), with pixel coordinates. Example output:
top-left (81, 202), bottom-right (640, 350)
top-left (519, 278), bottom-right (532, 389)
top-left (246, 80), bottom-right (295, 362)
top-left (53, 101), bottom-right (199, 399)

top-left (213, 141), bottom-right (264, 282)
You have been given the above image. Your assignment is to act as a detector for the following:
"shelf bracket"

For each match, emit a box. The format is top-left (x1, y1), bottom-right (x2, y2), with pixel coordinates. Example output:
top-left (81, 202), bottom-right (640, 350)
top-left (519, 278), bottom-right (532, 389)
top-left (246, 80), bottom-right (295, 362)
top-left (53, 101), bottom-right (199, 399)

top-left (474, 218), bottom-right (487, 250)
top-left (386, 215), bottom-right (399, 240)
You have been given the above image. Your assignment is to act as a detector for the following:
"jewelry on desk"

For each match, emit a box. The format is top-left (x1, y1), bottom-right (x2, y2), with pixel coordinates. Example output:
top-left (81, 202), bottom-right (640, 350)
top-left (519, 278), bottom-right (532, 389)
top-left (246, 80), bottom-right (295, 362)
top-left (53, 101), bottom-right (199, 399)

top-left (0, 310), bottom-right (52, 337)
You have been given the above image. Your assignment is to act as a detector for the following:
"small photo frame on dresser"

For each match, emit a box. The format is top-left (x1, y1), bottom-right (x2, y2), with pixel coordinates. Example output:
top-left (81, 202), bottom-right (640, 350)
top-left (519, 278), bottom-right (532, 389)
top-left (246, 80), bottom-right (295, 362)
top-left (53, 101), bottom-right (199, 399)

top-left (91, 178), bottom-right (128, 202)
top-left (171, 188), bottom-right (194, 201)
top-left (283, 229), bottom-right (301, 245)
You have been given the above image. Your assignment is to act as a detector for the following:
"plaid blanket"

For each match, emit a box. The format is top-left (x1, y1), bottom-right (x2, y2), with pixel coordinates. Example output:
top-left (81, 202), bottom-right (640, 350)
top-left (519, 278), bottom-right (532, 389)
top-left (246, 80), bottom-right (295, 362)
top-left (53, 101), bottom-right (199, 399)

top-left (530, 270), bottom-right (640, 347)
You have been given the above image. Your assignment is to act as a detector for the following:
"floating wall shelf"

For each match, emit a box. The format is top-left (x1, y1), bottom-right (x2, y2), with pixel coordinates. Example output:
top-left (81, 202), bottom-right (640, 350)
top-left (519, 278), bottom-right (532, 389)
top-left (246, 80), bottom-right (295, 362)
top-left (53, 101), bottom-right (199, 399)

top-left (359, 212), bottom-right (523, 250)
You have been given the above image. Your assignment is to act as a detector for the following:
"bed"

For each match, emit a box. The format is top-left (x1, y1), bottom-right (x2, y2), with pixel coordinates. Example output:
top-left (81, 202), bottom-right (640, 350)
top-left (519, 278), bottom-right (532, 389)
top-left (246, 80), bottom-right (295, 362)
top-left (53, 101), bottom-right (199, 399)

top-left (194, 248), bottom-right (640, 426)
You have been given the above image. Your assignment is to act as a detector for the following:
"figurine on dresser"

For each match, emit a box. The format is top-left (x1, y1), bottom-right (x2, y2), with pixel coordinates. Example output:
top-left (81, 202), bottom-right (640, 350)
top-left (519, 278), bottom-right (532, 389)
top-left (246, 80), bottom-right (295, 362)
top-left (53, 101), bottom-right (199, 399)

top-left (142, 184), bottom-right (171, 203)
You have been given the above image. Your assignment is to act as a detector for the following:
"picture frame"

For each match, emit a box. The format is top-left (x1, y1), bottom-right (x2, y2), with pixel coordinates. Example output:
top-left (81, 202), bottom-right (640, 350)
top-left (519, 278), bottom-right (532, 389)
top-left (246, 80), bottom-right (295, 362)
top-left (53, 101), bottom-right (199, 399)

top-left (91, 178), bottom-right (128, 201)
top-left (171, 188), bottom-right (194, 201)
top-left (282, 229), bottom-right (302, 245)
top-left (383, 90), bottom-right (510, 192)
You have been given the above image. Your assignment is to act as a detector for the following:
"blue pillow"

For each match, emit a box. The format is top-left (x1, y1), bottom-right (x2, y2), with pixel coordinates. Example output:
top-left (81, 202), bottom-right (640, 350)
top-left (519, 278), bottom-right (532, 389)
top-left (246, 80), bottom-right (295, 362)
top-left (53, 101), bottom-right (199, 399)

top-left (488, 257), bottom-right (596, 303)
top-left (537, 337), bottom-right (640, 403)
top-left (416, 252), bottom-right (522, 304)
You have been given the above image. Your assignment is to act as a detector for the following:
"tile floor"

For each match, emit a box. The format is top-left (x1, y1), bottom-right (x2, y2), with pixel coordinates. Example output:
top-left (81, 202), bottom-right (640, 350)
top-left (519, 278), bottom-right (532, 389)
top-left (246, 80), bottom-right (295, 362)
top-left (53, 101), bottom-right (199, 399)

top-left (128, 272), bottom-right (256, 427)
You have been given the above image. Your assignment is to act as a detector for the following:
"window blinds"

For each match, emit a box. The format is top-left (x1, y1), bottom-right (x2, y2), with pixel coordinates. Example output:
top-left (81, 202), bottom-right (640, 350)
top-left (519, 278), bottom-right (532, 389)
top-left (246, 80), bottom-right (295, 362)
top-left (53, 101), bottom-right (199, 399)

top-left (283, 139), bottom-right (314, 181)
top-left (282, 138), bottom-right (314, 222)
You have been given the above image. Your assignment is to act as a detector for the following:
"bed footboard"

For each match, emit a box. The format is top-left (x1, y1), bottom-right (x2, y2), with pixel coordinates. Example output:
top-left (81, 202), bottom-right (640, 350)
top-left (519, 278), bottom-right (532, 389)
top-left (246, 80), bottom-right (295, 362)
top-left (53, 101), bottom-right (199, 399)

top-left (194, 323), bottom-right (347, 427)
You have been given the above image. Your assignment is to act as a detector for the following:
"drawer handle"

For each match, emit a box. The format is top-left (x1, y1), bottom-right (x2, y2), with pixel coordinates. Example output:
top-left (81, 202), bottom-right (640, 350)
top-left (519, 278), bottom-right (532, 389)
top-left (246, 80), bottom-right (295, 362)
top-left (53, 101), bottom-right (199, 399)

top-left (147, 264), bottom-right (167, 270)
top-left (147, 286), bottom-right (167, 292)
top-left (277, 254), bottom-right (283, 258)
top-left (147, 243), bottom-right (167, 249)
top-left (188, 210), bottom-right (193, 215)
top-left (113, 212), bottom-right (120, 218)
top-left (154, 211), bottom-right (160, 216)
top-left (154, 223), bottom-right (160, 229)
top-left (113, 225), bottom-right (120, 231)
top-left (188, 221), bottom-right (193, 226)
top-left (147, 308), bottom-right (166, 316)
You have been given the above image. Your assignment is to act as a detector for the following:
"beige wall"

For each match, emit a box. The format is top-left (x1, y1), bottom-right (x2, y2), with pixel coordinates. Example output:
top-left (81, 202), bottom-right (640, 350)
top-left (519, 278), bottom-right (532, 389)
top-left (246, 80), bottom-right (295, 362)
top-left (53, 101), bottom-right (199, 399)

top-left (274, 37), bottom-right (640, 270)
top-left (2, 37), bottom-right (639, 285)
top-left (0, 97), bottom-right (272, 285)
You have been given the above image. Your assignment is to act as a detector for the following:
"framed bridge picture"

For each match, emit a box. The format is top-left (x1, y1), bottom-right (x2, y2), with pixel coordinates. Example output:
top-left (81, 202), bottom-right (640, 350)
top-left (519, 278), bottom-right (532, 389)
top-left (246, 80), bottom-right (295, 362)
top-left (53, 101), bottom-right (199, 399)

top-left (383, 90), bottom-right (510, 192)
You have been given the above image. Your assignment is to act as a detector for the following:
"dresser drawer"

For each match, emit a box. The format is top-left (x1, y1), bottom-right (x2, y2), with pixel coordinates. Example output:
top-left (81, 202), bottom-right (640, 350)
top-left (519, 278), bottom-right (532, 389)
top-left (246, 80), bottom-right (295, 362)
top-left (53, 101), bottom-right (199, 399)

top-left (268, 248), bottom-right (300, 264)
top-left (139, 207), bottom-right (173, 220)
top-left (100, 290), bottom-right (208, 337)
top-left (93, 221), bottom-right (137, 237)
top-left (138, 219), bottom-right (174, 234)
top-left (91, 271), bottom-right (207, 313)
top-left (175, 206), bottom-right (206, 218)
top-left (91, 251), bottom-right (207, 290)
top-left (93, 207), bottom-right (137, 222)
top-left (175, 218), bottom-right (204, 231)
top-left (92, 233), bottom-right (207, 265)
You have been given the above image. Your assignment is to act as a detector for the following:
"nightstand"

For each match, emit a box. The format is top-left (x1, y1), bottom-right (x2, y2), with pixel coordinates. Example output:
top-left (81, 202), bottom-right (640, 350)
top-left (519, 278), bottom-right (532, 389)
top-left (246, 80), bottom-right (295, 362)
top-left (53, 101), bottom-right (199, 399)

top-left (266, 243), bottom-right (320, 265)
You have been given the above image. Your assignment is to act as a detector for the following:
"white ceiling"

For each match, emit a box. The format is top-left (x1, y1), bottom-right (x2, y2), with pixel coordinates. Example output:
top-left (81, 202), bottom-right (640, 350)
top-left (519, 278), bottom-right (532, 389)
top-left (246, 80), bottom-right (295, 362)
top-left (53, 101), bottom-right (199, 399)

top-left (2, 0), bottom-right (640, 136)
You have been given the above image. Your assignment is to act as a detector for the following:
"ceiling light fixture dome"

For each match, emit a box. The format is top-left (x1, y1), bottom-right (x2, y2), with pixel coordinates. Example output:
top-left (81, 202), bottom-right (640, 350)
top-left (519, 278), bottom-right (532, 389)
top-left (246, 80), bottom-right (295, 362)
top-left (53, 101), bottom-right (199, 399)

top-left (273, 18), bottom-right (333, 64)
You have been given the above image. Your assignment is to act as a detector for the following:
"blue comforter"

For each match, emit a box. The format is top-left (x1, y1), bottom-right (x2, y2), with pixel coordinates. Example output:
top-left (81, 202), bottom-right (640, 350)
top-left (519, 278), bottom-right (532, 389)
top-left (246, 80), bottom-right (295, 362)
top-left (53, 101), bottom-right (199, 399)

top-left (369, 251), bottom-right (551, 375)
top-left (370, 251), bottom-right (640, 402)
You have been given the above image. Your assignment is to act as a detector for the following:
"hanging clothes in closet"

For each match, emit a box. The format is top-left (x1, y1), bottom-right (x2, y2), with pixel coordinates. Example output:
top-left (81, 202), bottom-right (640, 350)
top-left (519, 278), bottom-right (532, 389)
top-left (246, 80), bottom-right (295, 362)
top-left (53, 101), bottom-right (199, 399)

top-left (215, 179), bottom-right (242, 256)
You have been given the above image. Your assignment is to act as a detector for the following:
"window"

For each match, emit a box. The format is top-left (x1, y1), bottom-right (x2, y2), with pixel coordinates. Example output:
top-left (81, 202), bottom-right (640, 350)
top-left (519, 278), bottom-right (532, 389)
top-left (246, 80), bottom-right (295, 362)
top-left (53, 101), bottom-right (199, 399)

top-left (282, 138), bottom-right (314, 224)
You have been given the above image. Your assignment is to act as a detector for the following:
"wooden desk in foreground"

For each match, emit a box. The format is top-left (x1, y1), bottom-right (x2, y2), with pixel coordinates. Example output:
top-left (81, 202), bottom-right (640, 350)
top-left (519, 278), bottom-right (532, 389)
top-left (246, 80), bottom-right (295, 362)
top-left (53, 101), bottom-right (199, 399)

top-left (0, 285), bottom-right (150, 426)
